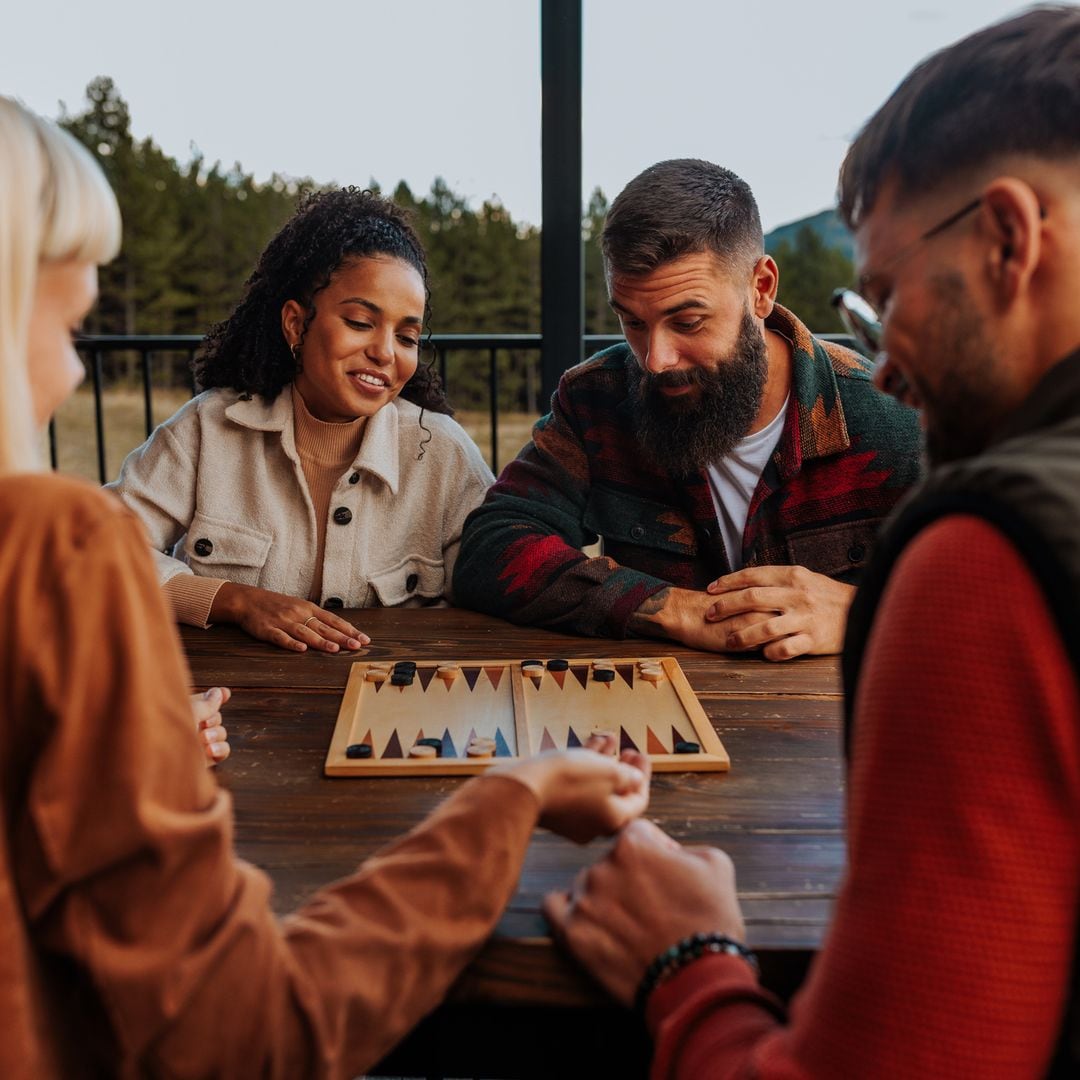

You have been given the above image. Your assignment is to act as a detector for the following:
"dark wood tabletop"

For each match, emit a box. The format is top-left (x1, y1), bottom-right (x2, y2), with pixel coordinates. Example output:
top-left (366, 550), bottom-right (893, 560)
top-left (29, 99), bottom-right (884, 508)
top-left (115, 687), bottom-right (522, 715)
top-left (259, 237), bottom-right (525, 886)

top-left (181, 607), bottom-right (845, 1077)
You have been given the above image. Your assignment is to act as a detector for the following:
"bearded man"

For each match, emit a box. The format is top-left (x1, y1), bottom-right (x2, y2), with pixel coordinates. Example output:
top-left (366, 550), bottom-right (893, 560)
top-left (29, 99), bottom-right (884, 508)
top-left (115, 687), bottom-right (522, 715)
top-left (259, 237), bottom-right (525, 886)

top-left (454, 159), bottom-right (920, 659)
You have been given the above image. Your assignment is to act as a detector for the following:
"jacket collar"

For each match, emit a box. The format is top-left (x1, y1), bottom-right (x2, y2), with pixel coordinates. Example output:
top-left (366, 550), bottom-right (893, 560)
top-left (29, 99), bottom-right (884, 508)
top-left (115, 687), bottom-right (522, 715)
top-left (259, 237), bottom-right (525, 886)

top-left (768, 303), bottom-right (852, 481)
top-left (223, 389), bottom-right (402, 493)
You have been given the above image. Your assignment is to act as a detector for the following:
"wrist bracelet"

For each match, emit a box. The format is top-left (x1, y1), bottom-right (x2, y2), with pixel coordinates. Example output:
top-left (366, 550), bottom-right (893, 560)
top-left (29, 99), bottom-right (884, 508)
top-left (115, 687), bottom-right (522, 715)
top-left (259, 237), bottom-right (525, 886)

top-left (634, 931), bottom-right (759, 1015)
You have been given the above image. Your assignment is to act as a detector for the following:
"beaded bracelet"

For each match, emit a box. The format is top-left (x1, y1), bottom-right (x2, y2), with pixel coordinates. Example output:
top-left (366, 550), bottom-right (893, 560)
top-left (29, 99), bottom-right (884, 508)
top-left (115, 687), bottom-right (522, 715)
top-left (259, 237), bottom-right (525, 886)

top-left (634, 931), bottom-right (759, 1015)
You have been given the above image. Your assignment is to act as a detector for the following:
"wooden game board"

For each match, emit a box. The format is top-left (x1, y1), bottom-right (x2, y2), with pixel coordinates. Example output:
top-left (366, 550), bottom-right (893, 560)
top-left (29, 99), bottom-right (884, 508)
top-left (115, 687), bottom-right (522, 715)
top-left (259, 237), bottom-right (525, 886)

top-left (325, 656), bottom-right (729, 776)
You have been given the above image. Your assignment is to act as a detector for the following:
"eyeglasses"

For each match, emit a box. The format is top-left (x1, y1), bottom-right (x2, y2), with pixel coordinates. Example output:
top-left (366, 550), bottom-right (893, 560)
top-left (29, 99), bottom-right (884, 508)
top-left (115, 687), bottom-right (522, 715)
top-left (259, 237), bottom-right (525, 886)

top-left (831, 197), bottom-right (982, 356)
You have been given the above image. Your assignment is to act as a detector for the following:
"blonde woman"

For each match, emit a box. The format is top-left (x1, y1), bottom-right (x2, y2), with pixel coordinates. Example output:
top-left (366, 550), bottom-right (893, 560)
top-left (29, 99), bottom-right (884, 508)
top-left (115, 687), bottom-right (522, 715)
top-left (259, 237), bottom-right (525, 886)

top-left (0, 97), bottom-right (650, 1077)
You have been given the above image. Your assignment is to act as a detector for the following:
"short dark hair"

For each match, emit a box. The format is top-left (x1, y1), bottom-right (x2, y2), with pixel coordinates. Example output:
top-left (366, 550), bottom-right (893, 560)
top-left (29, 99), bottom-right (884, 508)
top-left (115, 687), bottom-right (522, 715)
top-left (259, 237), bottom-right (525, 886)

top-left (195, 186), bottom-right (450, 413)
top-left (601, 159), bottom-right (763, 279)
top-left (839, 5), bottom-right (1080, 230)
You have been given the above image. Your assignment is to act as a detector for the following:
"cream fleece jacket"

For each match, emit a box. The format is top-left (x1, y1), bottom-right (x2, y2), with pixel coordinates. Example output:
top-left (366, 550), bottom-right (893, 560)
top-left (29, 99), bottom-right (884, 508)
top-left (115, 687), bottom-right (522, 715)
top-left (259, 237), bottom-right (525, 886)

top-left (106, 388), bottom-right (493, 622)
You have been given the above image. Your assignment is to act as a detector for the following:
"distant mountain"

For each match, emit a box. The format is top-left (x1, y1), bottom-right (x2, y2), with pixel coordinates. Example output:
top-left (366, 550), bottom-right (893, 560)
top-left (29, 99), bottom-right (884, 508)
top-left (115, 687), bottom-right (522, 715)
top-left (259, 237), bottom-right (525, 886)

top-left (765, 208), bottom-right (853, 260)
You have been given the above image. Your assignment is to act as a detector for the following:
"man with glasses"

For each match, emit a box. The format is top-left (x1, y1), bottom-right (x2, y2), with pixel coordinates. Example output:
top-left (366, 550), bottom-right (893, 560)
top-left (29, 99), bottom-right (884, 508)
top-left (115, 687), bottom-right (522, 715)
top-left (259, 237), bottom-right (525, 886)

top-left (455, 160), bottom-right (921, 661)
top-left (547, 7), bottom-right (1080, 1076)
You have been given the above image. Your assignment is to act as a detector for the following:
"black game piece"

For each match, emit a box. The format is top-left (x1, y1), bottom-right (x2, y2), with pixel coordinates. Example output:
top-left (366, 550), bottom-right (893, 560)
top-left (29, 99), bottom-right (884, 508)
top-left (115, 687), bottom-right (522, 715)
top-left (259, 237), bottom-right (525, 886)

top-left (346, 743), bottom-right (373, 759)
top-left (393, 661), bottom-right (417, 671)
top-left (674, 741), bottom-right (701, 754)
top-left (391, 673), bottom-right (414, 686)
top-left (593, 669), bottom-right (616, 682)
top-left (521, 659), bottom-right (542, 668)
top-left (546, 658), bottom-right (569, 671)
top-left (417, 737), bottom-right (443, 756)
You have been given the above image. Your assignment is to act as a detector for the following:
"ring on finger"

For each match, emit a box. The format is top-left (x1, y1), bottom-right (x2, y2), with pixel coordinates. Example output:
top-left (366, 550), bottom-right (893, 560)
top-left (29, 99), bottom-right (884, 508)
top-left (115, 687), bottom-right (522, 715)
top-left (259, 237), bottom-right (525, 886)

top-left (303, 615), bottom-right (319, 629)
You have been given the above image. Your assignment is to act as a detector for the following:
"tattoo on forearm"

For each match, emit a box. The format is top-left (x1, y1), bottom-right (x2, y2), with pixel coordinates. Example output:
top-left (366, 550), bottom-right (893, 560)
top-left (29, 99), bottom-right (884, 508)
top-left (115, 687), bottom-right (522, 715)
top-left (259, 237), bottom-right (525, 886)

top-left (627, 588), bottom-right (674, 640)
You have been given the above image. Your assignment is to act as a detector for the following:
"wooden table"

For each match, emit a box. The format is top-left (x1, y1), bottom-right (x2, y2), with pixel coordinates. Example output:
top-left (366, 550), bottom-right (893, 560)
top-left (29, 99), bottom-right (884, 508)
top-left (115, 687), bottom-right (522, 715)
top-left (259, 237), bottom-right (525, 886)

top-left (182, 608), bottom-right (845, 1078)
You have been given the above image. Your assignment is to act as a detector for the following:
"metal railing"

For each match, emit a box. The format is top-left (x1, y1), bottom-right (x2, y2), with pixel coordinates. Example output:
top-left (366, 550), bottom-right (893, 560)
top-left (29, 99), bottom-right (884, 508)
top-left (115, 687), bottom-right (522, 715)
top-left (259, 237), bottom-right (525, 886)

top-left (65, 331), bottom-right (866, 484)
top-left (64, 333), bottom-right (625, 483)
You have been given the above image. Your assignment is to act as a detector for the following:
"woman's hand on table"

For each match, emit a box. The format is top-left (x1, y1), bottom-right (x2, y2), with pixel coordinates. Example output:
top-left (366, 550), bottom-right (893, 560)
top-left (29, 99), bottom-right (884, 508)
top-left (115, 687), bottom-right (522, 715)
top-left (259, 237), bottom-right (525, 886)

top-left (494, 733), bottom-right (652, 843)
top-left (209, 582), bottom-right (370, 653)
top-left (190, 686), bottom-right (232, 766)
top-left (543, 819), bottom-right (747, 1005)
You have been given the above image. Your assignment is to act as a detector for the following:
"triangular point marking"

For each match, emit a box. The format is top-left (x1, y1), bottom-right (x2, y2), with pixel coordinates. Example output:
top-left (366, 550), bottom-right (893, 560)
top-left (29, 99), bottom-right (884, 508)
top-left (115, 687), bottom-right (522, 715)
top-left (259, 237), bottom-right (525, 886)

top-left (382, 730), bottom-right (403, 759)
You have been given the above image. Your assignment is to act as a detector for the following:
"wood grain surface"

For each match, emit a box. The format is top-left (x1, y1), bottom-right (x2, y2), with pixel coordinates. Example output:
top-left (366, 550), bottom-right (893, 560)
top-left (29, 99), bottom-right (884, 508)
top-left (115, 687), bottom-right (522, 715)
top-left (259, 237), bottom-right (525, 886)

top-left (182, 608), bottom-right (846, 1077)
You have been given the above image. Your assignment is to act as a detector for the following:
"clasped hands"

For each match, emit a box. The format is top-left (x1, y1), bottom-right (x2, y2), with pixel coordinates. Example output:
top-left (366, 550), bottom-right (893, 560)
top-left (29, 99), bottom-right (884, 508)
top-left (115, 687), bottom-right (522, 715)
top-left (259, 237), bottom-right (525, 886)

top-left (665, 565), bottom-right (856, 661)
top-left (500, 735), bottom-right (746, 1005)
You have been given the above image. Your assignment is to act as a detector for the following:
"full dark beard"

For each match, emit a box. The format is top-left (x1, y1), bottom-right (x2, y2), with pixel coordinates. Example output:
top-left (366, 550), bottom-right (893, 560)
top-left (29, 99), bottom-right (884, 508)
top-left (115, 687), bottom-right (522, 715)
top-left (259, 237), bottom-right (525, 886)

top-left (629, 310), bottom-right (769, 475)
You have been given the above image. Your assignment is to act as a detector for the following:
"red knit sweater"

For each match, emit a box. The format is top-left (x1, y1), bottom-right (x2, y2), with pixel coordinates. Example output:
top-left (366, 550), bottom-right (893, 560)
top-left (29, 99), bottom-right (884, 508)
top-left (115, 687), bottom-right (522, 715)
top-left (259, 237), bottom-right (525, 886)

top-left (648, 514), bottom-right (1080, 1078)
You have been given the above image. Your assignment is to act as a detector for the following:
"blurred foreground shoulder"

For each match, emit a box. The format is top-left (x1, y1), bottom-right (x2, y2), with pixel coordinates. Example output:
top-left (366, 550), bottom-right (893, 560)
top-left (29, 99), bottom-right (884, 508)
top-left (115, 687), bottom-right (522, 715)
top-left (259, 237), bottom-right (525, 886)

top-left (0, 471), bottom-right (143, 557)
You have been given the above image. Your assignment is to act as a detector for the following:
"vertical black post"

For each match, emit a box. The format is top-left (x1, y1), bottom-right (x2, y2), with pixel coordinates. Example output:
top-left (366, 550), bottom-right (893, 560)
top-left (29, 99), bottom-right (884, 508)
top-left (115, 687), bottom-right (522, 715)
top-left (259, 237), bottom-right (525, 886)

top-left (489, 348), bottom-right (500, 474)
top-left (141, 349), bottom-right (155, 436)
top-left (541, 0), bottom-right (583, 409)
top-left (92, 350), bottom-right (107, 484)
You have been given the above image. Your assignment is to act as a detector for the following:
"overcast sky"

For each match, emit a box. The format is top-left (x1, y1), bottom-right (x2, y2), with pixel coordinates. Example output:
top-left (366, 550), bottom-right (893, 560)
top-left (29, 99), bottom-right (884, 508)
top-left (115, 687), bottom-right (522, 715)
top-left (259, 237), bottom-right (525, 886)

top-left (5, 0), bottom-right (1033, 230)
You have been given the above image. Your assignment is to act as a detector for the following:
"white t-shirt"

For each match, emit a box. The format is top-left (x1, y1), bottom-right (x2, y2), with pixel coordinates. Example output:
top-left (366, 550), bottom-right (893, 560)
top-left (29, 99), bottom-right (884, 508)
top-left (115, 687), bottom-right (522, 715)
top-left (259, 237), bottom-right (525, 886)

top-left (705, 396), bottom-right (789, 571)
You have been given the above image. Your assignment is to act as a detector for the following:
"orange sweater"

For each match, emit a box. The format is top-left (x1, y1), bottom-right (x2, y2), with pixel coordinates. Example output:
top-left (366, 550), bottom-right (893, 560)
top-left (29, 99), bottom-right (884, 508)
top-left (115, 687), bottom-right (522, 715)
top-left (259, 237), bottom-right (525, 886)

top-left (649, 515), bottom-right (1080, 1077)
top-left (0, 472), bottom-right (539, 1079)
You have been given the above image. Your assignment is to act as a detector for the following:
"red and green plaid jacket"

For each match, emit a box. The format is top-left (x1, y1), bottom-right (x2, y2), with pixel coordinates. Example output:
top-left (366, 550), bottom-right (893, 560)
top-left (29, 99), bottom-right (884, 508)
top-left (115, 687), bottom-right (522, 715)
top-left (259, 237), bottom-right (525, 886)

top-left (454, 305), bottom-right (922, 638)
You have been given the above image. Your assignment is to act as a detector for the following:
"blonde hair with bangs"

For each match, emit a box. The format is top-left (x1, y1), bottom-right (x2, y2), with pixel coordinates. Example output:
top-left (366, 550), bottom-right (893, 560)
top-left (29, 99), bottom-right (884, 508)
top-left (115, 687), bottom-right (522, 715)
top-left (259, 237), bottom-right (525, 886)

top-left (0, 96), bottom-right (120, 473)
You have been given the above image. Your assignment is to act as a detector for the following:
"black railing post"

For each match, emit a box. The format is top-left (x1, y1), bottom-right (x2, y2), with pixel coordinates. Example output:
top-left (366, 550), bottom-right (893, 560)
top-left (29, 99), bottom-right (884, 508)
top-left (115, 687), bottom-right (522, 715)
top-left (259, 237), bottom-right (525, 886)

top-left (141, 350), bottom-right (155, 437)
top-left (540, 0), bottom-right (584, 408)
top-left (489, 348), bottom-right (500, 474)
top-left (92, 350), bottom-right (107, 484)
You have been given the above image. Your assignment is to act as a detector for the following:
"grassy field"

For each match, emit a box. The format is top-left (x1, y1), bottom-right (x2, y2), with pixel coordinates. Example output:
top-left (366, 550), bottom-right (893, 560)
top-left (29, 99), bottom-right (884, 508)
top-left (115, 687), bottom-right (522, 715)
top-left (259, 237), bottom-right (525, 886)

top-left (49, 386), bottom-right (539, 483)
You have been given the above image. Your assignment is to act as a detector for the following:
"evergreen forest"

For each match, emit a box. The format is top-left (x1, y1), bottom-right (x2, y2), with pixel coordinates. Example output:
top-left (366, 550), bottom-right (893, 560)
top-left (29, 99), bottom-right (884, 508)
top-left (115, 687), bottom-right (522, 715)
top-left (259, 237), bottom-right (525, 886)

top-left (62, 77), bottom-right (854, 413)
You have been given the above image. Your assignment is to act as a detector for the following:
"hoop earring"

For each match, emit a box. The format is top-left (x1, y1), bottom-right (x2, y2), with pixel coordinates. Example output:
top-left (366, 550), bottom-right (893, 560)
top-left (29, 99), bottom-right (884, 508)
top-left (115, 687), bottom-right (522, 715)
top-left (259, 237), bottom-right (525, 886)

top-left (291, 342), bottom-right (303, 372)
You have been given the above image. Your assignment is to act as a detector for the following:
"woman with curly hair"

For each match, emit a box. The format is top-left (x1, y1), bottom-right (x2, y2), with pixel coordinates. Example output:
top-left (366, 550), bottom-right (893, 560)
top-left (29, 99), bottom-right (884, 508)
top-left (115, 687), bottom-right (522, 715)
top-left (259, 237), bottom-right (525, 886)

top-left (108, 187), bottom-right (493, 652)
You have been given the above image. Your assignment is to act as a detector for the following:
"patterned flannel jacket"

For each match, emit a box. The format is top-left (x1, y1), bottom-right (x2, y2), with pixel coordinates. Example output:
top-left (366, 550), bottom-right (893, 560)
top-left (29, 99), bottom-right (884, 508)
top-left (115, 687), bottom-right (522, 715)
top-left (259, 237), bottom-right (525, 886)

top-left (454, 305), bottom-right (922, 638)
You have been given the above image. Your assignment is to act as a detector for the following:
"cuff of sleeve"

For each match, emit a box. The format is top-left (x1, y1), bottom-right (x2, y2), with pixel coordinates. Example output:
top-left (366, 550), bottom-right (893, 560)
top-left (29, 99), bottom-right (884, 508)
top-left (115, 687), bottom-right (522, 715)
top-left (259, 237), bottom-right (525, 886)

top-left (605, 572), bottom-right (672, 638)
top-left (645, 952), bottom-right (764, 1037)
top-left (164, 574), bottom-right (229, 629)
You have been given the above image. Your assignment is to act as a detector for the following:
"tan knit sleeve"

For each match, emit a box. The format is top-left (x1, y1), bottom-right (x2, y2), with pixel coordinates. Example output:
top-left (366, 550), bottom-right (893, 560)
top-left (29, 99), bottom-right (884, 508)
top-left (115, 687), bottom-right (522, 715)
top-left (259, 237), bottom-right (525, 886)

top-left (163, 573), bottom-right (229, 629)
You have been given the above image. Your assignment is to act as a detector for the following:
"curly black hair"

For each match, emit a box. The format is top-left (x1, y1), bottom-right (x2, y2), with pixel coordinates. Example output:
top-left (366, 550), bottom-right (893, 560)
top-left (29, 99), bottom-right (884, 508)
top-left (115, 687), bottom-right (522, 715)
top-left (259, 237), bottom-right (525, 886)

top-left (194, 187), bottom-right (451, 417)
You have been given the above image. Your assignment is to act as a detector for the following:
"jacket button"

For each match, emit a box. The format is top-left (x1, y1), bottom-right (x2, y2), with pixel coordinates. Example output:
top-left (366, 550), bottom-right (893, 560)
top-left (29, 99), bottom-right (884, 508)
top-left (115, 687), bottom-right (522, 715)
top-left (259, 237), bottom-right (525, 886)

top-left (193, 538), bottom-right (213, 557)
top-left (848, 542), bottom-right (867, 563)
top-left (630, 524), bottom-right (646, 541)
top-left (348, 472), bottom-right (360, 484)
top-left (333, 507), bottom-right (353, 525)
top-left (324, 596), bottom-right (344, 609)
top-left (405, 573), bottom-right (419, 593)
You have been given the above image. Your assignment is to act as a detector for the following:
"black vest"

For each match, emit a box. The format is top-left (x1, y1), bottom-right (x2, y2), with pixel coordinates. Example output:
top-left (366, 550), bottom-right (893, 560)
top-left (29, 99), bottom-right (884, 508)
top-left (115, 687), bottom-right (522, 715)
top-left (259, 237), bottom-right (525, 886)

top-left (842, 349), bottom-right (1080, 1077)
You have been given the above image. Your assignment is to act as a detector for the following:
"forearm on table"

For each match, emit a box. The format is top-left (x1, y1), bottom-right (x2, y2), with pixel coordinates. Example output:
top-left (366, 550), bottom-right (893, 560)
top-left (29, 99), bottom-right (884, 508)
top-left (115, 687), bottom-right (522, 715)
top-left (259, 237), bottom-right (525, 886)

top-left (276, 774), bottom-right (541, 1070)
top-left (455, 510), bottom-right (665, 636)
